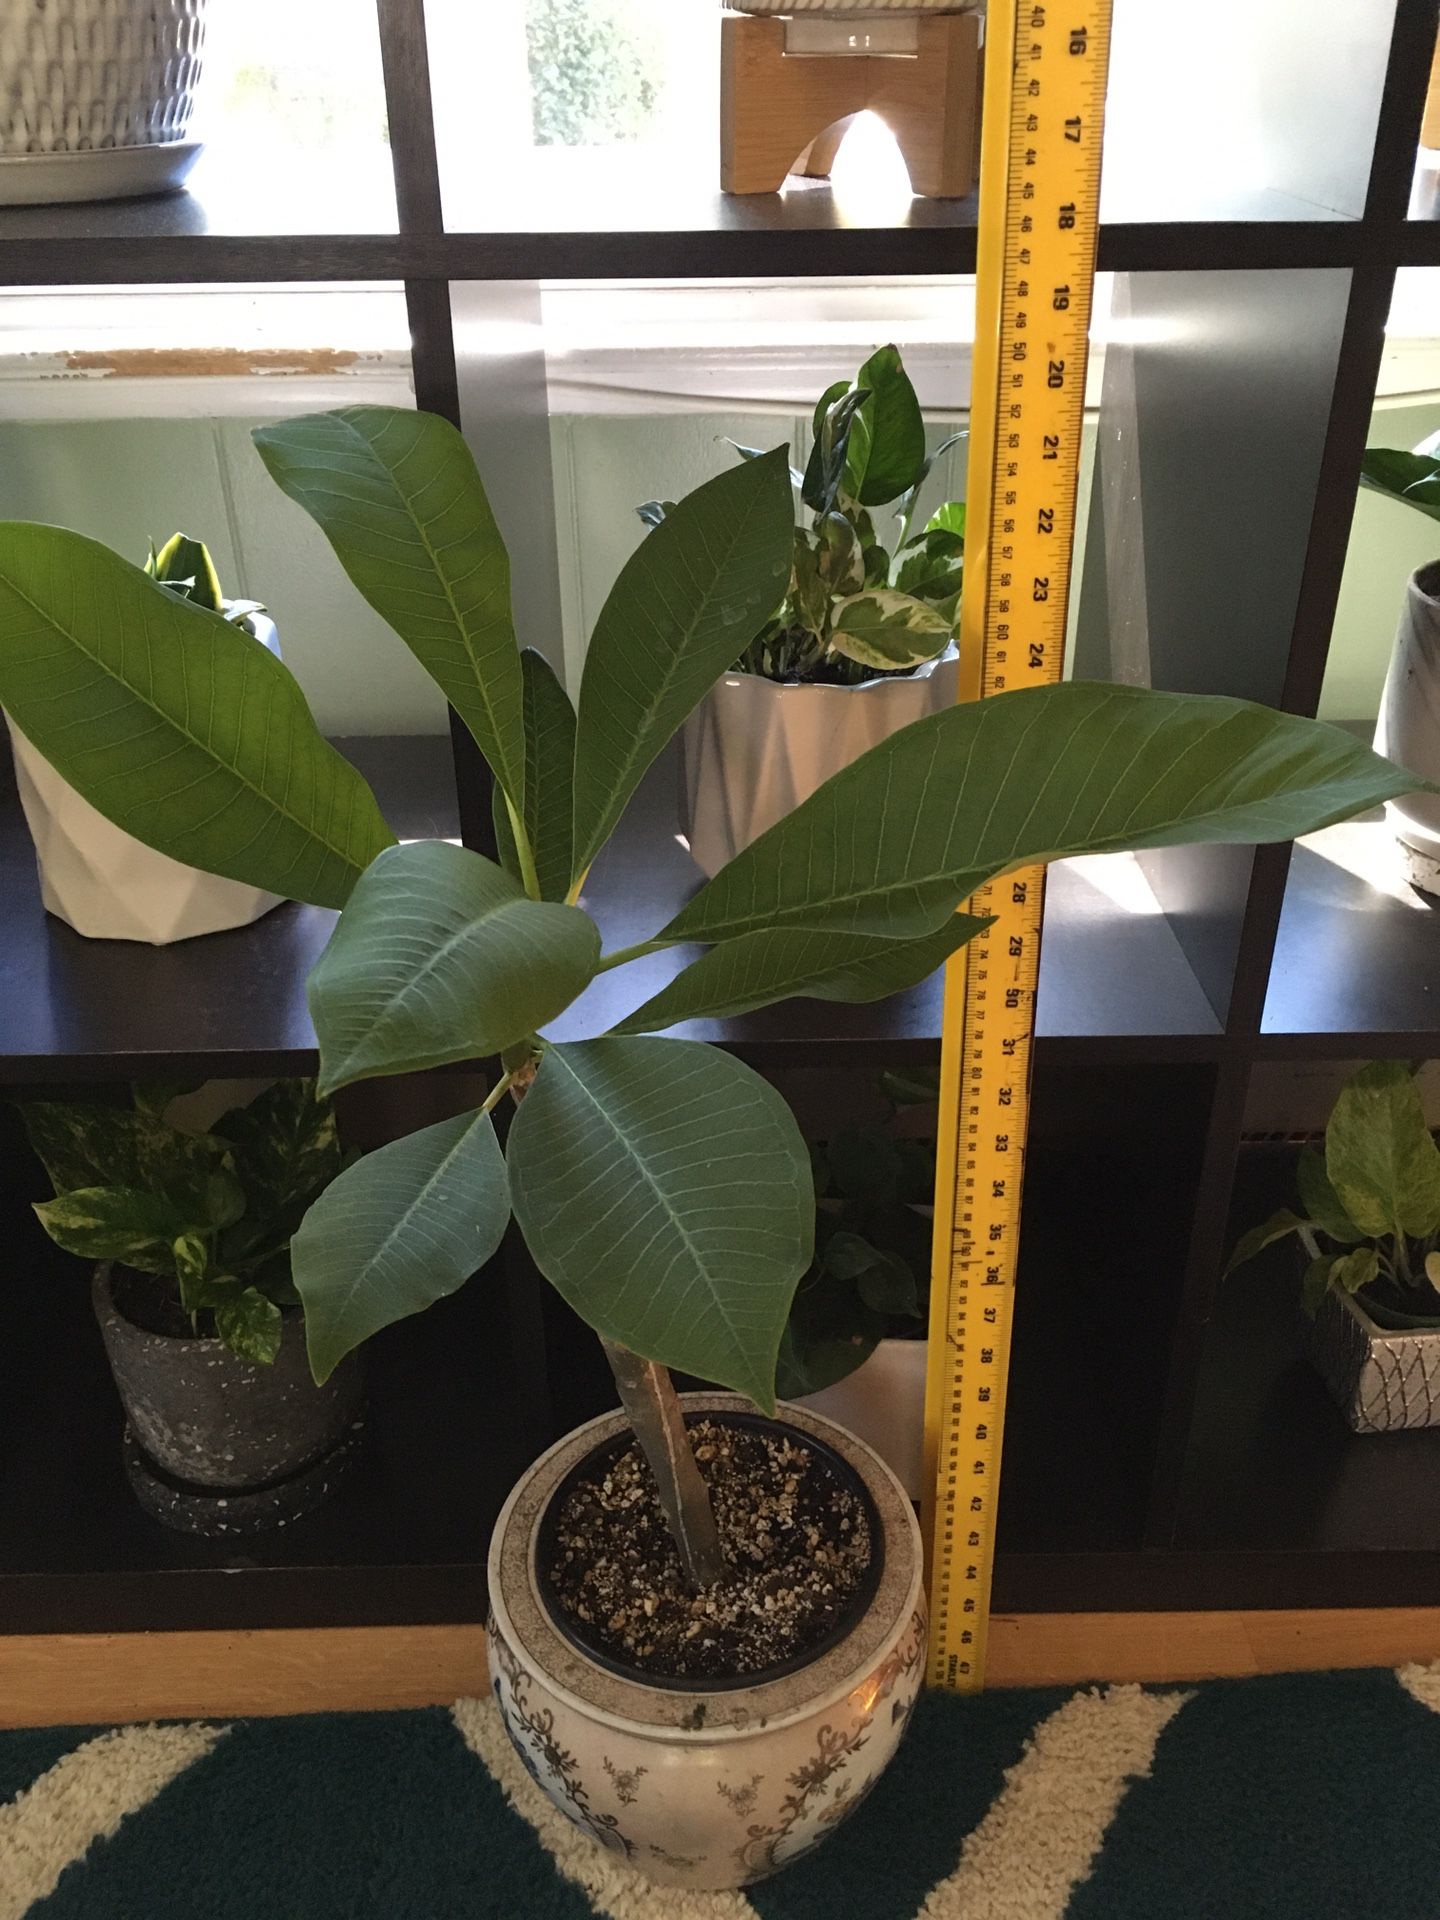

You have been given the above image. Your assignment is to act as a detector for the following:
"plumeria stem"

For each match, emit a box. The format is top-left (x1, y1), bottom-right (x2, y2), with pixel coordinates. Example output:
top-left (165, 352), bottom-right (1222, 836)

top-left (597, 939), bottom-right (665, 974)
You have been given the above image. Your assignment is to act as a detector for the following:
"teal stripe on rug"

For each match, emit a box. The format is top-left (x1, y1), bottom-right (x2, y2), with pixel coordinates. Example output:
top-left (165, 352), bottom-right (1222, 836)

top-left (749, 1686), bottom-right (1067, 1920)
top-left (8, 1667), bottom-right (1440, 1919)
top-left (1070, 1668), bottom-right (1440, 1920)
top-left (28, 1709), bottom-right (595, 1920)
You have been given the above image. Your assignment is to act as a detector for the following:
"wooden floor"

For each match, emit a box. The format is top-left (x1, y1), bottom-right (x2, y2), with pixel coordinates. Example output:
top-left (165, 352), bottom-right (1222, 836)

top-left (4, 1610), bottom-right (1440, 1729)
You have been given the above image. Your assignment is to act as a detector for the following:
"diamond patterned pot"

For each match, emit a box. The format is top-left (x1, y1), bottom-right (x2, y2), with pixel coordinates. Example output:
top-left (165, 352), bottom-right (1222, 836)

top-left (1301, 1284), bottom-right (1440, 1434)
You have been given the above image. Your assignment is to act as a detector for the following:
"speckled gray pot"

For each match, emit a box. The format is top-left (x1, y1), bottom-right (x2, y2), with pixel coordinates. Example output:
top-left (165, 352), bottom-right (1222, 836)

top-left (92, 1265), bottom-right (364, 1491)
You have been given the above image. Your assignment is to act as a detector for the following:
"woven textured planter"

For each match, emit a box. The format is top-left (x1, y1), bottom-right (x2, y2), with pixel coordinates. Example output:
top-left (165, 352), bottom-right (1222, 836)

top-left (0, 0), bottom-right (206, 153)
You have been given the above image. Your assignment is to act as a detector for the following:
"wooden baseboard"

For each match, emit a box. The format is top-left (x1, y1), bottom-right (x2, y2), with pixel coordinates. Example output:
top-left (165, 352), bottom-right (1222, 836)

top-left (5, 1610), bottom-right (1440, 1729)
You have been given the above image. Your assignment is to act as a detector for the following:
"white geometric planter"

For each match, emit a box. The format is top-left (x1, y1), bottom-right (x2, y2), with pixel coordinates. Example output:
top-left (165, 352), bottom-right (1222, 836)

top-left (5, 612), bottom-right (283, 945)
top-left (797, 1337), bottom-right (927, 1501)
top-left (487, 1392), bottom-right (926, 1892)
top-left (680, 648), bottom-right (959, 877)
top-left (1373, 560), bottom-right (1440, 897)
top-left (1301, 1284), bottom-right (1440, 1435)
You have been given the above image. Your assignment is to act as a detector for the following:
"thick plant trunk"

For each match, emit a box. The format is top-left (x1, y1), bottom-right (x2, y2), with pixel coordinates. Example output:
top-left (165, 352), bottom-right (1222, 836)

top-left (507, 1046), bottom-right (726, 1588)
top-left (601, 1339), bottom-right (727, 1589)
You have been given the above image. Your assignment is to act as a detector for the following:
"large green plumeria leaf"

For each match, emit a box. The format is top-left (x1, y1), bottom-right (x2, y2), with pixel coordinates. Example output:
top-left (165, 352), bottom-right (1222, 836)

top-left (612, 915), bottom-right (990, 1033)
top-left (516, 649), bottom-right (577, 900)
top-left (662, 683), bottom-right (1423, 946)
top-left (491, 651), bottom-right (578, 900)
top-left (252, 407), bottom-right (528, 812)
top-left (1359, 446), bottom-right (1440, 523)
top-left (0, 525), bottom-right (394, 908)
top-left (292, 1109), bottom-right (509, 1382)
top-left (570, 450), bottom-right (793, 877)
top-left (307, 841), bottom-right (600, 1097)
top-left (844, 344), bottom-right (926, 507)
top-left (507, 1038), bottom-right (813, 1409)
top-left (1325, 1060), bottom-right (1440, 1240)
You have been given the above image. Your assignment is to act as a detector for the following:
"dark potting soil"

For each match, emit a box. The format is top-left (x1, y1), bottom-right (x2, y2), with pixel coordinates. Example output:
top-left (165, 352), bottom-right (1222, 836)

top-left (111, 1266), bottom-right (198, 1340)
top-left (544, 1418), bottom-right (873, 1682)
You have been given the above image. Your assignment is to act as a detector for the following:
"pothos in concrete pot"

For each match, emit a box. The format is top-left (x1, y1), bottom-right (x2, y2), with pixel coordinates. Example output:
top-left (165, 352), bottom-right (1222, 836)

top-left (0, 406), bottom-right (1422, 1889)
top-left (1228, 1060), bottom-right (1440, 1435)
top-left (1360, 435), bottom-right (1440, 896)
top-left (19, 1079), bottom-right (360, 1534)
top-left (644, 345), bottom-right (966, 876)
top-left (4, 532), bottom-right (283, 943)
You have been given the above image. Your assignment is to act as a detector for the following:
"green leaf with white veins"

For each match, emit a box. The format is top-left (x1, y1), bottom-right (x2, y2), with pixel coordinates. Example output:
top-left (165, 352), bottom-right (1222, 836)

top-left (661, 683), bottom-right (1425, 947)
top-left (0, 525), bottom-right (394, 909)
top-left (494, 648), bottom-right (578, 901)
top-left (831, 589), bottom-right (954, 670)
top-left (612, 915), bottom-right (990, 1033)
top-left (252, 407), bottom-right (528, 812)
top-left (292, 1110), bottom-right (509, 1382)
top-left (507, 1039), bottom-right (813, 1410)
top-left (307, 841), bottom-right (600, 1097)
top-left (571, 449), bottom-right (794, 876)
top-left (1325, 1059), bottom-right (1440, 1240)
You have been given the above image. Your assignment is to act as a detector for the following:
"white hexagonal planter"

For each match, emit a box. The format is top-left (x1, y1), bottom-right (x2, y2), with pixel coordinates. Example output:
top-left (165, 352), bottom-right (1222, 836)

top-left (6, 612), bottom-right (284, 944)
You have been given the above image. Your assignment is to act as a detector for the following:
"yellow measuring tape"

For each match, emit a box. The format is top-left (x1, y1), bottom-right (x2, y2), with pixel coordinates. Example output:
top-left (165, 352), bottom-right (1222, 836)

top-left (922, 0), bottom-right (1113, 1692)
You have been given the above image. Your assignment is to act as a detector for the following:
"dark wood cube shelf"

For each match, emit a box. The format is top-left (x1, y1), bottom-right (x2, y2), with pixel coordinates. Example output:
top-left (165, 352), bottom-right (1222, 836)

top-left (1, 0), bottom-right (1438, 1634)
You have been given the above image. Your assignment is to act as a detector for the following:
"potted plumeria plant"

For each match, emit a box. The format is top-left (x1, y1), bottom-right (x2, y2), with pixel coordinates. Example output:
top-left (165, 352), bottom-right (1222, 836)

top-left (19, 1079), bottom-right (359, 1534)
top-left (1359, 433), bottom-right (1440, 895)
top-left (3, 531), bottom-right (282, 943)
top-left (1228, 1060), bottom-right (1440, 1435)
top-left (647, 345), bottom-right (967, 874)
top-left (0, 405), bottom-right (1421, 1890)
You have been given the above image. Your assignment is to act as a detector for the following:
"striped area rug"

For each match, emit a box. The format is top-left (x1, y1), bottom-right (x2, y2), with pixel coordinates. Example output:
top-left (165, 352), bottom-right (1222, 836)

top-left (6, 1665), bottom-right (1440, 1918)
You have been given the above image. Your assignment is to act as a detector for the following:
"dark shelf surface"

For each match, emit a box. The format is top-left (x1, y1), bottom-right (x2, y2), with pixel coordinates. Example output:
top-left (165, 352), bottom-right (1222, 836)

top-left (0, 147), bottom-right (398, 244)
top-left (558, 759), bottom-right (1222, 1064)
top-left (1260, 821), bottom-right (1440, 1053)
top-left (1174, 1145), bottom-right (1440, 1557)
top-left (0, 735), bottom-right (456, 1083)
top-left (0, 141), bottom-right (1403, 284)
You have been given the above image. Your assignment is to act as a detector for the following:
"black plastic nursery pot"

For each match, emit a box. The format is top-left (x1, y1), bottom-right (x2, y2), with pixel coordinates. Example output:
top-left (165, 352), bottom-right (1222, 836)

top-left (92, 1265), bottom-right (365, 1538)
top-left (534, 1406), bottom-right (887, 1692)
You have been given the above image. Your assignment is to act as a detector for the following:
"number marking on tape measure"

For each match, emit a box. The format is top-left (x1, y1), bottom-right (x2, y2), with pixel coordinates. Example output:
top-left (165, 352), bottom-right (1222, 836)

top-left (922, 0), bottom-right (1112, 1694)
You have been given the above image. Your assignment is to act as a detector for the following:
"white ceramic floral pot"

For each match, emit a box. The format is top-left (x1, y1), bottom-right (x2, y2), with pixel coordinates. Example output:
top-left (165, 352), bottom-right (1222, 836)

top-left (680, 648), bottom-right (959, 877)
top-left (797, 1338), bottom-right (927, 1501)
top-left (6, 612), bottom-right (283, 944)
top-left (0, 0), bottom-right (207, 154)
top-left (1374, 560), bottom-right (1440, 896)
top-left (487, 1391), bottom-right (926, 1892)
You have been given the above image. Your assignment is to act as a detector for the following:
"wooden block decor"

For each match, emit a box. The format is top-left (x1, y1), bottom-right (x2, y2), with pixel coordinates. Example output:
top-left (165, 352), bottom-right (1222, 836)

top-left (721, 10), bottom-right (982, 198)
